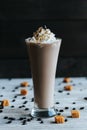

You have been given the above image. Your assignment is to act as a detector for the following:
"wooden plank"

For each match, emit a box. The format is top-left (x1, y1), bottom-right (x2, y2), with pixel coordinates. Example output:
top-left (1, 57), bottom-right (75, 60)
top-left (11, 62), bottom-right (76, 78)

top-left (0, 78), bottom-right (87, 130)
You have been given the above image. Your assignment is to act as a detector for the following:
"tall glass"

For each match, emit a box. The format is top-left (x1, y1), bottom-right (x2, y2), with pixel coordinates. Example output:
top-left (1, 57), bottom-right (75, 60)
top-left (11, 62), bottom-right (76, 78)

top-left (26, 39), bottom-right (61, 117)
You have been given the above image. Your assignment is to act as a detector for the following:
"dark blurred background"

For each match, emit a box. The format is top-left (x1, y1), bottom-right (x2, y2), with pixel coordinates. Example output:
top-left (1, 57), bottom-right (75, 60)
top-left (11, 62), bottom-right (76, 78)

top-left (0, 0), bottom-right (87, 78)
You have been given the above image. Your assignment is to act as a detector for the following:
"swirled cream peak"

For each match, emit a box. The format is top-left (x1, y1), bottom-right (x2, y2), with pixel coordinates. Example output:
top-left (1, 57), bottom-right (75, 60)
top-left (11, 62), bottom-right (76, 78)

top-left (27, 27), bottom-right (58, 43)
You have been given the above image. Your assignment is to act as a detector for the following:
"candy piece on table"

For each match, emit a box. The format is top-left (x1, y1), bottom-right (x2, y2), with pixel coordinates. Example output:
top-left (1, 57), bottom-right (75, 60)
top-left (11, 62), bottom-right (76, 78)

top-left (55, 115), bottom-right (65, 123)
top-left (63, 78), bottom-right (71, 83)
top-left (64, 85), bottom-right (73, 91)
top-left (21, 82), bottom-right (29, 87)
top-left (1, 100), bottom-right (10, 107)
top-left (20, 89), bottom-right (28, 95)
top-left (71, 110), bottom-right (80, 118)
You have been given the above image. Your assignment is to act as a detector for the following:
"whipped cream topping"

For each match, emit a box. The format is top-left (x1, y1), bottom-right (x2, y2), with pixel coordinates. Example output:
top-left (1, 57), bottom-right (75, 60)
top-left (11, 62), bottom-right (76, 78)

top-left (26, 27), bottom-right (58, 44)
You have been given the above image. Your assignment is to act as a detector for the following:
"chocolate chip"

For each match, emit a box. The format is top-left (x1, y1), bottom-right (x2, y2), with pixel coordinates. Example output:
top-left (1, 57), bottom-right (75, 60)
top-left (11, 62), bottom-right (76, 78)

top-left (22, 97), bottom-right (26, 99)
top-left (40, 120), bottom-right (44, 124)
top-left (55, 102), bottom-right (60, 104)
top-left (4, 116), bottom-right (8, 119)
top-left (37, 118), bottom-right (41, 121)
top-left (64, 107), bottom-right (69, 110)
top-left (79, 107), bottom-right (84, 110)
top-left (2, 86), bottom-right (5, 89)
top-left (19, 117), bottom-right (24, 120)
top-left (84, 97), bottom-right (87, 100)
top-left (25, 108), bottom-right (29, 111)
top-left (27, 118), bottom-right (31, 122)
top-left (12, 90), bottom-right (15, 92)
top-left (57, 113), bottom-right (61, 115)
top-left (23, 101), bottom-right (28, 104)
top-left (0, 95), bottom-right (3, 97)
top-left (19, 106), bottom-right (22, 108)
top-left (14, 95), bottom-right (17, 98)
top-left (55, 109), bottom-right (58, 112)
top-left (12, 99), bottom-right (15, 102)
top-left (58, 90), bottom-right (63, 93)
top-left (65, 118), bottom-right (68, 122)
top-left (0, 110), bottom-right (3, 113)
top-left (72, 102), bottom-right (76, 104)
top-left (72, 108), bottom-right (76, 110)
top-left (21, 105), bottom-right (25, 108)
top-left (22, 120), bottom-right (27, 125)
top-left (30, 117), bottom-right (34, 120)
top-left (31, 98), bottom-right (34, 102)
top-left (59, 109), bottom-right (64, 112)
top-left (0, 105), bottom-right (4, 109)
top-left (67, 93), bottom-right (70, 95)
top-left (11, 105), bottom-right (15, 108)
top-left (15, 86), bottom-right (19, 89)
top-left (6, 120), bottom-right (12, 124)
top-left (8, 117), bottom-right (16, 120)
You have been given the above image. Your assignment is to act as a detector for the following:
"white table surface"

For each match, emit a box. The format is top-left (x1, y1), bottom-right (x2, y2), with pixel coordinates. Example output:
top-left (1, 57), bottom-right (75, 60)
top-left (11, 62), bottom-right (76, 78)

top-left (0, 78), bottom-right (87, 130)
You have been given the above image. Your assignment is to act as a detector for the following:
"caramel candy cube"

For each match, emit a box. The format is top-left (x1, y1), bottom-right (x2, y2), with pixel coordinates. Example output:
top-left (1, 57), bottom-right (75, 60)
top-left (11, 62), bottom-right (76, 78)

top-left (71, 110), bottom-right (80, 118)
top-left (64, 85), bottom-right (73, 91)
top-left (1, 99), bottom-right (10, 107)
top-left (20, 89), bottom-right (28, 95)
top-left (21, 82), bottom-right (29, 87)
top-left (63, 78), bottom-right (71, 83)
top-left (55, 115), bottom-right (65, 123)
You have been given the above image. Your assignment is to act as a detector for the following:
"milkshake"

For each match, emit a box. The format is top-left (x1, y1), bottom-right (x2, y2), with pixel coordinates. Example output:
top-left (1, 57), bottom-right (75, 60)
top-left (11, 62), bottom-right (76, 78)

top-left (25, 27), bottom-right (61, 117)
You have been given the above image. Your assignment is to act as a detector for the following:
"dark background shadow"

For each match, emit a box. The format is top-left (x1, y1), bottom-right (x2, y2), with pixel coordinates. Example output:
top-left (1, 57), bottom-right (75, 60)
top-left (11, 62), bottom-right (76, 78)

top-left (0, 0), bottom-right (87, 78)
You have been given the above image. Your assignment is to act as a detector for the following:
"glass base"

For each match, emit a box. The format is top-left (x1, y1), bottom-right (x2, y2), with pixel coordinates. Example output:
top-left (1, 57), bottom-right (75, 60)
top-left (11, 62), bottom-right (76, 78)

top-left (31, 107), bottom-right (57, 118)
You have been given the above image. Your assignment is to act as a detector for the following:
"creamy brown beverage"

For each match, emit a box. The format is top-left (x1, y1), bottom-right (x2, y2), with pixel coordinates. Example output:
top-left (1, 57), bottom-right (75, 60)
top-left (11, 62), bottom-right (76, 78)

top-left (25, 27), bottom-right (61, 117)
